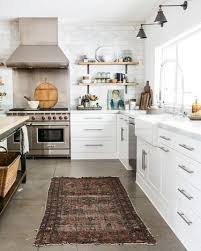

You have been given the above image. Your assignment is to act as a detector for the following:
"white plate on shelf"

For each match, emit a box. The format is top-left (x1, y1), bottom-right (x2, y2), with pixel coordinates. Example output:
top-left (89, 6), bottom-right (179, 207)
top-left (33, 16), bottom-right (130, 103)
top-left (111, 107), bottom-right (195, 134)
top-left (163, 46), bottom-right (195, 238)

top-left (95, 46), bottom-right (117, 62)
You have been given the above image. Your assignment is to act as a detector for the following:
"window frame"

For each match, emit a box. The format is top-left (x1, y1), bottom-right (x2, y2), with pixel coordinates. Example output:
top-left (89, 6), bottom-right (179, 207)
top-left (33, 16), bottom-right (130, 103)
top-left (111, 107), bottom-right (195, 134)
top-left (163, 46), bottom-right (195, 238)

top-left (155, 23), bottom-right (201, 112)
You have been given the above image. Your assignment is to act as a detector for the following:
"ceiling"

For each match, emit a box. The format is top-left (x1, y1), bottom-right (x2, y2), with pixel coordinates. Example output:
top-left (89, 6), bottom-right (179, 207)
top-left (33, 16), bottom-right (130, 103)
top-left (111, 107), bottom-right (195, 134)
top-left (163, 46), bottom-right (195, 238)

top-left (0, 0), bottom-right (161, 22)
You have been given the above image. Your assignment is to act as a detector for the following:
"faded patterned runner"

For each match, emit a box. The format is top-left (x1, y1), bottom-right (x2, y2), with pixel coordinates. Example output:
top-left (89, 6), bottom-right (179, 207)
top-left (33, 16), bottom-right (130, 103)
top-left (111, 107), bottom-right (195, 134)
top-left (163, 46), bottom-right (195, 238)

top-left (35, 177), bottom-right (155, 246)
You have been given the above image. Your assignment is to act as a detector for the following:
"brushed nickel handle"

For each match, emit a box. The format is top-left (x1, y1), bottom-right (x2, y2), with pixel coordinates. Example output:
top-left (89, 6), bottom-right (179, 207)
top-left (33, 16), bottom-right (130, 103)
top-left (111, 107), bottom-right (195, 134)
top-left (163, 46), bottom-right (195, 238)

top-left (159, 146), bottom-right (169, 152)
top-left (177, 211), bottom-right (192, 226)
top-left (160, 135), bottom-right (171, 141)
top-left (84, 129), bottom-right (103, 131)
top-left (47, 145), bottom-right (55, 148)
top-left (179, 144), bottom-right (194, 151)
top-left (178, 188), bottom-right (193, 200)
top-left (84, 117), bottom-right (102, 120)
top-left (178, 164), bottom-right (194, 174)
top-left (85, 144), bottom-right (103, 147)
top-left (142, 150), bottom-right (147, 170)
top-left (121, 127), bottom-right (124, 141)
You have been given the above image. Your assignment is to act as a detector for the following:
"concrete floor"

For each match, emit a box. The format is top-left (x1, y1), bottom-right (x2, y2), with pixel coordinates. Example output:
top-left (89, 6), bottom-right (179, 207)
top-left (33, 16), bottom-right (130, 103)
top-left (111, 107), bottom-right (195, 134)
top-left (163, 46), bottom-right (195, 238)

top-left (0, 159), bottom-right (187, 251)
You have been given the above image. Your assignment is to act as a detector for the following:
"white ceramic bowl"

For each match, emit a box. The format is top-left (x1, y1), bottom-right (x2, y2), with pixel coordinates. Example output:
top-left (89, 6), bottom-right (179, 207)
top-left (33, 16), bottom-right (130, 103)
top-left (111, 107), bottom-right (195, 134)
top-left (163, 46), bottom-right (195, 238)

top-left (28, 101), bottom-right (39, 109)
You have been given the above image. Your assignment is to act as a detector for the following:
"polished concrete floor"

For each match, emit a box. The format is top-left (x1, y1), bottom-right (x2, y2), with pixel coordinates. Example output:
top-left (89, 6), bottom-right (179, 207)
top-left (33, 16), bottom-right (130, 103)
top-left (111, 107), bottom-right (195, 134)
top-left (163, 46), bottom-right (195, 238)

top-left (0, 159), bottom-right (187, 251)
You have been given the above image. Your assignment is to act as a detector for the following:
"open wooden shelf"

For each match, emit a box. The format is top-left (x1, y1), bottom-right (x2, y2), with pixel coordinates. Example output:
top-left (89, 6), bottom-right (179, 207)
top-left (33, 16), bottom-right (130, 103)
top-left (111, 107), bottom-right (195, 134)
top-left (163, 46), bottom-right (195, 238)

top-left (78, 61), bottom-right (139, 65)
top-left (79, 82), bottom-right (139, 87)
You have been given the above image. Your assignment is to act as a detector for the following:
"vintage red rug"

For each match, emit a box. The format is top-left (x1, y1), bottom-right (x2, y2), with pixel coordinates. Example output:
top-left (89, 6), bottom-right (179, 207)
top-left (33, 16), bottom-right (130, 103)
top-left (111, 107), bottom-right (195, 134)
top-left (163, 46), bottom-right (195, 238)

top-left (35, 177), bottom-right (156, 246)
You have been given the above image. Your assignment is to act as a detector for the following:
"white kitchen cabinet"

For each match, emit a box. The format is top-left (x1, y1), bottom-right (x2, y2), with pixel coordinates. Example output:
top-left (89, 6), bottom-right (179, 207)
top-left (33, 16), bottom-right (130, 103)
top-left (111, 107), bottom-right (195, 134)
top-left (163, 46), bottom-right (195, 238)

top-left (137, 139), bottom-right (176, 224)
top-left (137, 138), bottom-right (150, 179)
top-left (158, 143), bottom-right (176, 225)
top-left (71, 113), bottom-right (117, 159)
top-left (136, 118), bottom-right (201, 251)
top-left (118, 114), bottom-right (130, 169)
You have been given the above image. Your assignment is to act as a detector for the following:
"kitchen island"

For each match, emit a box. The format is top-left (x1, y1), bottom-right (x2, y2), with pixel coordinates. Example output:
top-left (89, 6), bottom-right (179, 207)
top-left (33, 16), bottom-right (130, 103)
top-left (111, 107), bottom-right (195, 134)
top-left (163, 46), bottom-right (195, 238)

top-left (0, 116), bottom-right (29, 216)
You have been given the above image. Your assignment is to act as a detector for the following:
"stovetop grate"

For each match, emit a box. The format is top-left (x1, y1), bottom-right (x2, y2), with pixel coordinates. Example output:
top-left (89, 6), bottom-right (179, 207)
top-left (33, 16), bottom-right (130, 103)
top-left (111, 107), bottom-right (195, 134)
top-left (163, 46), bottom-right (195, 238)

top-left (9, 107), bottom-right (69, 112)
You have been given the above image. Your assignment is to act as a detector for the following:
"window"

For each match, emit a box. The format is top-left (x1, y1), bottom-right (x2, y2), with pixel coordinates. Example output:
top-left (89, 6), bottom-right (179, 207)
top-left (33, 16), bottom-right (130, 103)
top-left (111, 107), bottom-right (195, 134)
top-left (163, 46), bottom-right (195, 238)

top-left (157, 26), bottom-right (201, 110)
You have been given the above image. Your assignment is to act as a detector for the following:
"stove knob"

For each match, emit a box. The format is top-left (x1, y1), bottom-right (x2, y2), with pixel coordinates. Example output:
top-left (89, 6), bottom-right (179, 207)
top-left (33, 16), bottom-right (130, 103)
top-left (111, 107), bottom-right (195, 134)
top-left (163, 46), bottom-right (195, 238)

top-left (64, 116), bottom-right (68, 120)
top-left (42, 116), bottom-right (45, 120)
top-left (48, 116), bottom-right (52, 120)
top-left (53, 116), bottom-right (56, 120)
top-left (32, 116), bottom-right (36, 120)
top-left (59, 116), bottom-right (63, 120)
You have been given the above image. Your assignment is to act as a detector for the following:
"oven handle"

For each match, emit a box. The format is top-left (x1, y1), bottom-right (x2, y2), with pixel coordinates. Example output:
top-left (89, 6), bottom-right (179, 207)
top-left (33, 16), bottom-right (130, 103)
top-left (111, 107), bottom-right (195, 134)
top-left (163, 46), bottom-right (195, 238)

top-left (31, 122), bottom-right (69, 126)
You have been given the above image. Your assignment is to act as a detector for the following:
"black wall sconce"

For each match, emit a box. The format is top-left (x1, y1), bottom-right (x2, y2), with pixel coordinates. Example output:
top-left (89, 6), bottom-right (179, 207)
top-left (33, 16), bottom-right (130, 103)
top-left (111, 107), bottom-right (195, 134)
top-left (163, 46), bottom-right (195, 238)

top-left (154, 1), bottom-right (188, 26)
top-left (136, 23), bottom-right (162, 39)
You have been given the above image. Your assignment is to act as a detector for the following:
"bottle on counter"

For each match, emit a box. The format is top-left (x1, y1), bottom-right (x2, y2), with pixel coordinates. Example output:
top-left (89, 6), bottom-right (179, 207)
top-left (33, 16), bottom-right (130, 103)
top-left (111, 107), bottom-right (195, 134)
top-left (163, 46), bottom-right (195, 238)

top-left (192, 96), bottom-right (201, 113)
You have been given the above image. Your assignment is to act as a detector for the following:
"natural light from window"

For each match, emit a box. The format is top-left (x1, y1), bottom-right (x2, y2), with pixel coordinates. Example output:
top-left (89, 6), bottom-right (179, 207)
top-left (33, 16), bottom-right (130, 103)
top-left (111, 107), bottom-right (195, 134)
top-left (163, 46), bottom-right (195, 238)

top-left (156, 25), bottom-right (201, 111)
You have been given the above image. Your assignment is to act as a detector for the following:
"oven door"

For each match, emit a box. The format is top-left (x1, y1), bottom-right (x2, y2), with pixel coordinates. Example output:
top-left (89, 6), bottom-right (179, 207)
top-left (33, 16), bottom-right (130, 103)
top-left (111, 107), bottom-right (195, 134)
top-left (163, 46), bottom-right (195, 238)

top-left (7, 124), bottom-right (32, 151)
top-left (31, 122), bottom-right (69, 150)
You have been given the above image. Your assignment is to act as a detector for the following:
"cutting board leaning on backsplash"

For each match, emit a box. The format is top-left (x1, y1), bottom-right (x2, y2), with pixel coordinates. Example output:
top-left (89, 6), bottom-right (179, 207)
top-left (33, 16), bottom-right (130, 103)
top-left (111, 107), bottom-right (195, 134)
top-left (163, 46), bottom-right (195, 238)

top-left (34, 79), bottom-right (58, 108)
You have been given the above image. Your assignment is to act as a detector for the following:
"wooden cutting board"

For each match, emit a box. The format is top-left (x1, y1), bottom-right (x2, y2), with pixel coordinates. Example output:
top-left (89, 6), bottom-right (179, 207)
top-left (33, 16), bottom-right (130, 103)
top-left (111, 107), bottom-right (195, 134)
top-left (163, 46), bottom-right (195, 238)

top-left (34, 79), bottom-right (58, 108)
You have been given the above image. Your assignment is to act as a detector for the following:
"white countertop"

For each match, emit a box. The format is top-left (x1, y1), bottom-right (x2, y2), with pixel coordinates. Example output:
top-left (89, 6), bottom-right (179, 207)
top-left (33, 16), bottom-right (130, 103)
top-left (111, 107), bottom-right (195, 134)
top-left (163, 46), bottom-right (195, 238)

top-left (0, 116), bottom-right (29, 136)
top-left (135, 113), bottom-right (201, 141)
top-left (70, 109), bottom-right (146, 118)
top-left (159, 117), bottom-right (201, 140)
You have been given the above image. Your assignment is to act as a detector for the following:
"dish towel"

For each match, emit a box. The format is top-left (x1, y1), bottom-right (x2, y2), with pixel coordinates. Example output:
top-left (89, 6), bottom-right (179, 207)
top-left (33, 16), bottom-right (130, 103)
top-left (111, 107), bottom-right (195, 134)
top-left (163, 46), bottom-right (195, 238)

top-left (21, 125), bottom-right (29, 154)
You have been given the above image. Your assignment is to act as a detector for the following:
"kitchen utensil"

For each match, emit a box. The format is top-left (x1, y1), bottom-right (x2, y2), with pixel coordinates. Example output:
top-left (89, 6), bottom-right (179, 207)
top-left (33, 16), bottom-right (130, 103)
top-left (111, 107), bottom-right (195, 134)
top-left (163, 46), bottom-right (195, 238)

top-left (24, 96), bottom-right (31, 102)
top-left (139, 93), bottom-right (150, 110)
top-left (34, 79), bottom-right (58, 109)
top-left (116, 73), bottom-right (125, 83)
top-left (28, 101), bottom-right (39, 109)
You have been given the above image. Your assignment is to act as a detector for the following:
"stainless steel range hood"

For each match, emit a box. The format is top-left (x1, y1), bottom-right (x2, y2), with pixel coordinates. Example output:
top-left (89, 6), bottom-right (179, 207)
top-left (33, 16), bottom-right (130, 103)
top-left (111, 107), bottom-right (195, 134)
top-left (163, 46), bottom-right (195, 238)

top-left (6, 18), bottom-right (69, 69)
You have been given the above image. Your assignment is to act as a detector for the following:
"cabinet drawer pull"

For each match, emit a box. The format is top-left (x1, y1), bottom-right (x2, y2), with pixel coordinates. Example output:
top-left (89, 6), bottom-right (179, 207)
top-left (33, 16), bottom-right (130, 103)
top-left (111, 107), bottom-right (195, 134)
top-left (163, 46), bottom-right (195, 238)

top-left (178, 164), bottom-right (194, 174)
top-left (142, 150), bottom-right (147, 170)
top-left (159, 146), bottom-right (169, 152)
top-left (178, 188), bottom-right (193, 200)
top-left (179, 144), bottom-right (194, 151)
top-left (121, 127), bottom-right (124, 141)
top-left (84, 117), bottom-right (102, 120)
top-left (160, 135), bottom-right (171, 141)
top-left (177, 211), bottom-right (192, 226)
top-left (85, 144), bottom-right (103, 147)
top-left (84, 129), bottom-right (103, 131)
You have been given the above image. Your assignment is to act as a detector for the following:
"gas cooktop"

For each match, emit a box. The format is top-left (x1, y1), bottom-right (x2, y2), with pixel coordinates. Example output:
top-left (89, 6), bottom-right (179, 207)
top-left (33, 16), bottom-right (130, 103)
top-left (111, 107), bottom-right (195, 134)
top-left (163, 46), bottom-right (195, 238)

top-left (9, 107), bottom-right (69, 111)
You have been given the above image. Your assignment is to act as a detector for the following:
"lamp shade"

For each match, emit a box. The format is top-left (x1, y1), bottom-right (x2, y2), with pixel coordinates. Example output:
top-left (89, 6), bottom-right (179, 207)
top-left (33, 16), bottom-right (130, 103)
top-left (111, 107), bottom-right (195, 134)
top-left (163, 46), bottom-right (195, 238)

top-left (137, 26), bottom-right (147, 39)
top-left (154, 8), bottom-right (168, 25)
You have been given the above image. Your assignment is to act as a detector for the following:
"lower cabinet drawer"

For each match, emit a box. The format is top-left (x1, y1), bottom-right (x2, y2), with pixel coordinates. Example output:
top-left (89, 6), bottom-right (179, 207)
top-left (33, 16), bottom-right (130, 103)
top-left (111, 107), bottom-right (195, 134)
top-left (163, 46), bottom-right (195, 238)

top-left (175, 202), bottom-right (201, 251)
top-left (71, 140), bottom-right (116, 153)
top-left (71, 123), bottom-right (116, 138)
top-left (71, 114), bottom-right (116, 123)
top-left (176, 153), bottom-right (201, 191)
top-left (176, 175), bottom-right (201, 218)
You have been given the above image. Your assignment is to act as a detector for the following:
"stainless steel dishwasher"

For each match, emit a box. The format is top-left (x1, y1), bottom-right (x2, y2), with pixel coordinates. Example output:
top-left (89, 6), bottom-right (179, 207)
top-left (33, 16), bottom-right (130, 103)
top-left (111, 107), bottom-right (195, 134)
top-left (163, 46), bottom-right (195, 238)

top-left (129, 117), bottom-right (137, 178)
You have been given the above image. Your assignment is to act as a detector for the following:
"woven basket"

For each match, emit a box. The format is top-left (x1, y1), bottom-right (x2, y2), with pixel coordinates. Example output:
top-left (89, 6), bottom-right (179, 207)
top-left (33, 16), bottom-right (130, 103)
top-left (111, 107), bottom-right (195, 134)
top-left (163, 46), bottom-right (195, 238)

top-left (0, 146), bottom-right (20, 197)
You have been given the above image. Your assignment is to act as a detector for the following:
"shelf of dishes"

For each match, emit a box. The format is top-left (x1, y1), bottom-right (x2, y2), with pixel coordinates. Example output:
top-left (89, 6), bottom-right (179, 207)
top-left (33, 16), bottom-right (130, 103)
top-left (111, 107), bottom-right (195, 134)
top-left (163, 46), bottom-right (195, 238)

top-left (78, 61), bottom-right (139, 65)
top-left (79, 82), bottom-right (139, 86)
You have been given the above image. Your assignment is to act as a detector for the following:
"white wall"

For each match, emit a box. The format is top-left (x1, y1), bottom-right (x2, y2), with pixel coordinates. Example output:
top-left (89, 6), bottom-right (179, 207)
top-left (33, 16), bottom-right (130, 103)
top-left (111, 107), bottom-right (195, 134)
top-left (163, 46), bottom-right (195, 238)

top-left (0, 19), bottom-right (145, 110)
top-left (59, 20), bottom-right (145, 109)
top-left (144, 0), bottom-right (201, 99)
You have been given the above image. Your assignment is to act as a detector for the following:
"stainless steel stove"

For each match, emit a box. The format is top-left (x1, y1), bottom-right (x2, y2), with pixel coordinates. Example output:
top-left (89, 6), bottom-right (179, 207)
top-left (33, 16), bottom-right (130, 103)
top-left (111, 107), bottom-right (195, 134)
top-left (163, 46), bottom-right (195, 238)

top-left (7, 108), bottom-right (70, 157)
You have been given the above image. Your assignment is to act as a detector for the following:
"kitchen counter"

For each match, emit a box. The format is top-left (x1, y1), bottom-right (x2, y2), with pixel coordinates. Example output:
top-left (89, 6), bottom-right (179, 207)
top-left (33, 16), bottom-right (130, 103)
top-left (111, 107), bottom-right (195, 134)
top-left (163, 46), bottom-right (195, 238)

top-left (159, 116), bottom-right (201, 141)
top-left (70, 109), bottom-right (146, 118)
top-left (0, 116), bottom-right (29, 137)
top-left (135, 113), bottom-right (201, 141)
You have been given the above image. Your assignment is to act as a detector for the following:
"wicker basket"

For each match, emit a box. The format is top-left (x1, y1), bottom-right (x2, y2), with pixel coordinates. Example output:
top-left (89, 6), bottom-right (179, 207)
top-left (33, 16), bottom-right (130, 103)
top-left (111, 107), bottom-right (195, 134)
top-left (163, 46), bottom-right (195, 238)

top-left (0, 146), bottom-right (20, 197)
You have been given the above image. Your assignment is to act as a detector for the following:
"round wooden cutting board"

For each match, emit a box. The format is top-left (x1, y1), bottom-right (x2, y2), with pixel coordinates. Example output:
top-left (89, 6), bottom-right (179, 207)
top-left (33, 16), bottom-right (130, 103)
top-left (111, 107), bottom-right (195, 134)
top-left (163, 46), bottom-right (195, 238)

top-left (34, 79), bottom-right (58, 108)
